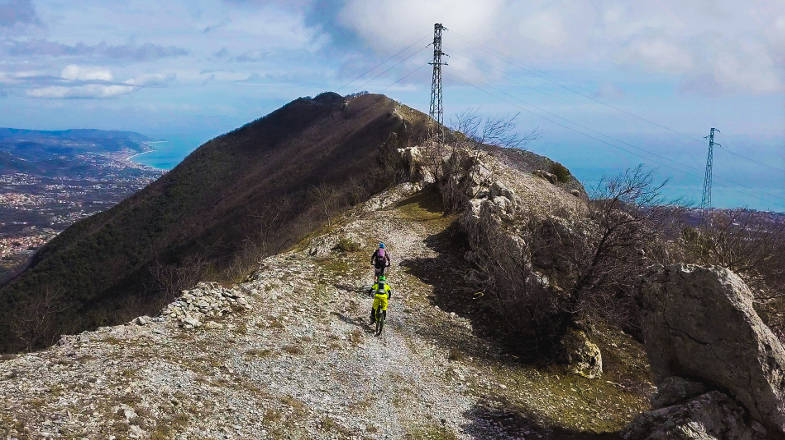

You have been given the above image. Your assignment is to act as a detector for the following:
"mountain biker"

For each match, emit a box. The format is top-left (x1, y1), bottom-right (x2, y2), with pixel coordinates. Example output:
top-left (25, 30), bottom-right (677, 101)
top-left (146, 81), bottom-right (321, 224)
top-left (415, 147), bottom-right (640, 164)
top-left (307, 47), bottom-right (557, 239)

top-left (368, 275), bottom-right (392, 324)
top-left (370, 242), bottom-right (391, 282)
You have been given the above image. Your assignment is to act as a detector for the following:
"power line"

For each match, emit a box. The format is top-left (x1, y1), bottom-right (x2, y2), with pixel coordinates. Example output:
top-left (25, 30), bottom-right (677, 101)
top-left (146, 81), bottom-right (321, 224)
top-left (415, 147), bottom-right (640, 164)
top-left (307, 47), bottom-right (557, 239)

top-left (335, 36), bottom-right (431, 94)
top-left (453, 75), bottom-right (785, 207)
top-left (349, 44), bottom-right (432, 93)
top-left (451, 30), bottom-right (785, 175)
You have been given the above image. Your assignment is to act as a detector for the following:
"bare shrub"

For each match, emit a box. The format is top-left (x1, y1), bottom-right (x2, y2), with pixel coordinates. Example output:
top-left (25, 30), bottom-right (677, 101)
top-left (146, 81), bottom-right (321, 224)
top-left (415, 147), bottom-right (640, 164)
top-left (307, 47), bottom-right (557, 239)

top-left (309, 183), bottom-right (339, 227)
top-left (9, 286), bottom-right (70, 351)
top-left (149, 254), bottom-right (210, 301)
top-left (682, 209), bottom-right (785, 292)
top-left (562, 166), bottom-right (671, 333)
top-left (465, 206), bottom-right (561, 357)
top-left (451, 110), bottom-right (539, 150)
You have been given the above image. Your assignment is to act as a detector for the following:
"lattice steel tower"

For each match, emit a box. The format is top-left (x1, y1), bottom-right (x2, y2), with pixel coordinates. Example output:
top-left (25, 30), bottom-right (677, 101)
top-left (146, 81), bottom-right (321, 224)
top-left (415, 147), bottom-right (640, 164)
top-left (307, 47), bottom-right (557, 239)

top-left (701, 127), bottom-right (720, 211)
top-left (429, 23), bottom-right (447, 139)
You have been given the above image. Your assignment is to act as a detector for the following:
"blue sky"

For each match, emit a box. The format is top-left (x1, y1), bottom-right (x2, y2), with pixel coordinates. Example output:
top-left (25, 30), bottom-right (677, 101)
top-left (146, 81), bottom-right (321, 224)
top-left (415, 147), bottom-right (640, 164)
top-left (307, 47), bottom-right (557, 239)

top-left (1, 0), bottom-right (784, 210)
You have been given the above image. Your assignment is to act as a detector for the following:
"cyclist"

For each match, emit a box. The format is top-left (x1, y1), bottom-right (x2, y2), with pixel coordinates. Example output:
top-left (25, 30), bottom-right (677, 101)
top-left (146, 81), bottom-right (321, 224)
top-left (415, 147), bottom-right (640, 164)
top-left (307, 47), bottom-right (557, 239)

top-left (370, 242), bottom-right (391, 282)
top-left (368, 275), bottom-right (392, 325)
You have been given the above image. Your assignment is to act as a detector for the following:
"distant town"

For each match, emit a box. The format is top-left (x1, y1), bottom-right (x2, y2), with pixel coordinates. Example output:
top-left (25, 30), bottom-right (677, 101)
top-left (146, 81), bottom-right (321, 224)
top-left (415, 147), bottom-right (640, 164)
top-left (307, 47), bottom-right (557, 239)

top-left (0, 129), bottom-right (164, 279)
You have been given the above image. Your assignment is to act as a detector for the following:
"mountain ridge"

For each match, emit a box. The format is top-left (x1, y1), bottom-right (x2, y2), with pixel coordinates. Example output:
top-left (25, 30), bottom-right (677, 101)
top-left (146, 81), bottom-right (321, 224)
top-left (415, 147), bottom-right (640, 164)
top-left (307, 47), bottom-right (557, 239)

top-left (0, 92), bottom-right (429, 352)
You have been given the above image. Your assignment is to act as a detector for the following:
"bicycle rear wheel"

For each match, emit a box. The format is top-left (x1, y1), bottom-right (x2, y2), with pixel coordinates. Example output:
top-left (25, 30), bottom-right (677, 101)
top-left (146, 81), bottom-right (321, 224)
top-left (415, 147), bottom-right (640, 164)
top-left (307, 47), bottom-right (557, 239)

top-left (375, 310), bottom-right (385, 336)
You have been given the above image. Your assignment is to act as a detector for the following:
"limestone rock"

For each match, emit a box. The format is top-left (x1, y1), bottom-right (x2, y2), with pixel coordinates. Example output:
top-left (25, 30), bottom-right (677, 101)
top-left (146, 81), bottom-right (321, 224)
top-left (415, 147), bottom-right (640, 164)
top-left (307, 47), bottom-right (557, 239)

top-left (651, 376), bottom-right (709, 408)
top-left (623, 391), bottom-right (767, 440)
top-left (533, 169), bottom-right (558, 184)
top-left (640, 264), bottom-right (785, 433)
top-left (561, 328), bottom-right (602, 379)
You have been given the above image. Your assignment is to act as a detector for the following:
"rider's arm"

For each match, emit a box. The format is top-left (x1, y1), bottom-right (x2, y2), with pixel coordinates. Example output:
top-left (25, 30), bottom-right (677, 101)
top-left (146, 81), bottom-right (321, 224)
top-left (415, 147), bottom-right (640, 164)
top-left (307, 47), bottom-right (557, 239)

top-left (371, 250), bottom-right (377, 265)
top-left (386, 285), bottom-right (392, 299)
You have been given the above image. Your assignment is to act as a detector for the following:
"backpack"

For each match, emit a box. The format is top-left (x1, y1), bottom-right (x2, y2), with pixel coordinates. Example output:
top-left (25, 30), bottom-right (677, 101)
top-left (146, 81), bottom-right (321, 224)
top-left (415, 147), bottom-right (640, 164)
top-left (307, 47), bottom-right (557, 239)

top-left (375, 248), bottom-right (387, 267)
top-left (375, 282), bottom-right (386, 294)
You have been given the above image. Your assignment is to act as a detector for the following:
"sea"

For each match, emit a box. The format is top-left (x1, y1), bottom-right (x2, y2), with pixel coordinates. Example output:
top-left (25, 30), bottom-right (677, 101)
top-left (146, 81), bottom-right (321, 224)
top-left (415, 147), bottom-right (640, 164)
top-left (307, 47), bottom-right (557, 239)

top-left (131, 136), bottom-right (785, 214)
top-left (134, 136), bottom-right (206, 170)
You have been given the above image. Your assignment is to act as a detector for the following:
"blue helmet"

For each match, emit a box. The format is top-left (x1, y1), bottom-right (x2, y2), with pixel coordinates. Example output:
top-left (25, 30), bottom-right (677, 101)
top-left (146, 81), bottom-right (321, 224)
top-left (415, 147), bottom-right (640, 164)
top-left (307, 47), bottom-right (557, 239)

top-left (379, 242), bottom-right (385, 249)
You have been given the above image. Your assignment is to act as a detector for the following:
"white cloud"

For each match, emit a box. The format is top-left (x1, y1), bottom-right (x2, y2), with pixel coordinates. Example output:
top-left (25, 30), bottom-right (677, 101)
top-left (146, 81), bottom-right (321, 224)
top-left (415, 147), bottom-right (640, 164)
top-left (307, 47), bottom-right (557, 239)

top-left (622, 38), bottom-right (694, 73)
top-left (61, 64), bottom-right (113, 81)
top-left (336, 0), bottom-right (785, 95)
top-left (27, 84), bottom-right (135, 98)
top-left (125, 73), bottom-right (175, 86)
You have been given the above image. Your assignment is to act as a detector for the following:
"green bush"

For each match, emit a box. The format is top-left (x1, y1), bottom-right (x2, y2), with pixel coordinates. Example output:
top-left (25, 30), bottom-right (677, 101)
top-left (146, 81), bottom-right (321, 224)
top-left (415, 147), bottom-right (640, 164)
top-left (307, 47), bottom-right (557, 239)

top-left (549, 161), bottom-right (571, 183)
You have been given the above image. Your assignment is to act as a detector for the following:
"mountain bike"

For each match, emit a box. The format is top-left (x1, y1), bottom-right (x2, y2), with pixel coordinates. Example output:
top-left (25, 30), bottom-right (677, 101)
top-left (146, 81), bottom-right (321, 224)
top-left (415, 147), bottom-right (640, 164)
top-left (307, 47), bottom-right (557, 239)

top-left (374, 306), bottom-right (386, 336)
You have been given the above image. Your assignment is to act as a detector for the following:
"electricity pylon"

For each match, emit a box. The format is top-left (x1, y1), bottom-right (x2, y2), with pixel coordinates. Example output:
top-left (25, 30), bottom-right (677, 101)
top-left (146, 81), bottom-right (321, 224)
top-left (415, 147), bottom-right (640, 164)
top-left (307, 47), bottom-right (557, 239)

top-left (428, 23), bottom-right (447, 142)
top-left (701, 127), bottom-right (720, 212)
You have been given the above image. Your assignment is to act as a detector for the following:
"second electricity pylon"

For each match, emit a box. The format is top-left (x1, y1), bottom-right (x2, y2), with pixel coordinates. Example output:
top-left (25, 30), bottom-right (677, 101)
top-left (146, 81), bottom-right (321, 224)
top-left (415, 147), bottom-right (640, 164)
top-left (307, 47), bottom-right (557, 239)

top-left (701, 127), bottom-right (720, 212)
top-left (428, 23), bottom-right (447, 142)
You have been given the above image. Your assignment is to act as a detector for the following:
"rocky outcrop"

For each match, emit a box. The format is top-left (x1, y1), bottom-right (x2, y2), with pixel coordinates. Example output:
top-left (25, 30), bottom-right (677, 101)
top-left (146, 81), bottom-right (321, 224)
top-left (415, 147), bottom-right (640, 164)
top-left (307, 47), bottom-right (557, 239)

top-left (162, 282), bottom-right (251, 329)
top-left (623, 391), bottom-right (767, 440)
top-left (636, 264), bottom-right (785, 435)
top-left (533, 169), bottom-right (558, 185)
top-left (560, 328), bottom-right (602, 378)
top-left (650, 376), bottom-right (708, 408)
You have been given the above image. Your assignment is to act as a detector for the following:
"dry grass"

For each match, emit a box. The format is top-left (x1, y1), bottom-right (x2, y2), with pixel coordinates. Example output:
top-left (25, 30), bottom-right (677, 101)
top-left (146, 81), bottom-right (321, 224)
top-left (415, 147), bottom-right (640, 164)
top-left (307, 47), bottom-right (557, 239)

top-left (283, 345), bottom-right (303, 355)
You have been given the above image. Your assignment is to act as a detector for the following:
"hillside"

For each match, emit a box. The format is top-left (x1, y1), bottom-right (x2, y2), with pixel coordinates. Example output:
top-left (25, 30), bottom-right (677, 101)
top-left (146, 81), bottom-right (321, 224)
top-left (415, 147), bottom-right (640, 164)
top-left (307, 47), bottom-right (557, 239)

top-left (0, 92), bottom-right (430, 353)
top-left (0, 128), bottom-right (163, 285)
top-left (0, 183), bottom-right (653, 439)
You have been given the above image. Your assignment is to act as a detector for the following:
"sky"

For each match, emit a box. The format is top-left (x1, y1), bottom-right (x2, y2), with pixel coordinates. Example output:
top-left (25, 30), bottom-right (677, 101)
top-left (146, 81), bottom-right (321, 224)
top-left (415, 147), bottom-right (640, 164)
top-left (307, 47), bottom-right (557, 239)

top-left (1, 0), bottom-right (784, 210)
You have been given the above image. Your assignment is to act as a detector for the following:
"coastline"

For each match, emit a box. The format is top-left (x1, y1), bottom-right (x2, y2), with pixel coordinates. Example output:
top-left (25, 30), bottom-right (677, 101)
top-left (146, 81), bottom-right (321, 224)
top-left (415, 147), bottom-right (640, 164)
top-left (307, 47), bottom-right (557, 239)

top-left (125, 141), bottom-right (168, 171)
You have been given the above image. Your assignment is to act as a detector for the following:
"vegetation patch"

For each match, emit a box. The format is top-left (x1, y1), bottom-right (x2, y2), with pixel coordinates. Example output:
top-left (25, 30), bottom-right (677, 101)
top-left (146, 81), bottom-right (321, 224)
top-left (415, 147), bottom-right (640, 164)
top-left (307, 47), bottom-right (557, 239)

top-left (334, 237), bottom-right (360, 253)
top-left (405, 424), bottom-right (459, 440)
top-left (245, 348), bottom-right (272, 358)
top-left (316, 258), bottom-right (350, 277)
top-left (549, 161), bottom-right (571, 183)
top-left (283, 345), bottom-right (303, 355)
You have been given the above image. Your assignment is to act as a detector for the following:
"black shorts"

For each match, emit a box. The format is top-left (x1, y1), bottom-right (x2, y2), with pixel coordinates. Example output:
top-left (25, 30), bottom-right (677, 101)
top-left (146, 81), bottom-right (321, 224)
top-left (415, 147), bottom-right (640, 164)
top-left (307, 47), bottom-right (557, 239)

top-left (374, 266), bottom-right (387, 276)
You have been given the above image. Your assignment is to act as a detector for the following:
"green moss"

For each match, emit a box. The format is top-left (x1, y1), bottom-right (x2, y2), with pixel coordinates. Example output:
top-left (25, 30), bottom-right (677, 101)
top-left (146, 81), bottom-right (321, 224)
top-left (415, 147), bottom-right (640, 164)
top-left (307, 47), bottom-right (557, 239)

top-left (461, 324), bottom-right (653, 434)
top-left (405, 424), bottom-right (458, 440)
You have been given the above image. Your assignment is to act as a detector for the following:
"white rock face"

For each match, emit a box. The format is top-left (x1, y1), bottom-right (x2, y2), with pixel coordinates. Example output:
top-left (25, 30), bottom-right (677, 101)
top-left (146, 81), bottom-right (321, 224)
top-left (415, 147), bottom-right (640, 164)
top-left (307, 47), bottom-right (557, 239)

top-left (639, 264), bottom-right (785, 435)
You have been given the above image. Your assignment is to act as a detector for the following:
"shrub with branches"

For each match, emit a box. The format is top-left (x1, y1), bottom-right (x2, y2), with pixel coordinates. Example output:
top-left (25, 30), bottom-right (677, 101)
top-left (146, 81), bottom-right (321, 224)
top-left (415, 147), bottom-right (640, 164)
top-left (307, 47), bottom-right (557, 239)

top-left (451, 110), bottom-right (539, 150)
top-left (9, 286), bottom-right (70, 351)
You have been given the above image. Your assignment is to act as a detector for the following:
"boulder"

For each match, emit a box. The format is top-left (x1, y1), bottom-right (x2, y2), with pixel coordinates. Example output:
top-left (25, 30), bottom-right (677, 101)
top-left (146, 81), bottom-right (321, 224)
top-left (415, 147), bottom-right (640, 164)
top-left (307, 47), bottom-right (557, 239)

top-left (533, 169), bottom-right (558, 184)
top-left (651, 376), bottom-right (709, 408)
top-left (560, 328), bottom-right (602, 379)
top-left (623, 391), bottom-right (767, 440)
top-left (640, 264), bottom-right (785, 433)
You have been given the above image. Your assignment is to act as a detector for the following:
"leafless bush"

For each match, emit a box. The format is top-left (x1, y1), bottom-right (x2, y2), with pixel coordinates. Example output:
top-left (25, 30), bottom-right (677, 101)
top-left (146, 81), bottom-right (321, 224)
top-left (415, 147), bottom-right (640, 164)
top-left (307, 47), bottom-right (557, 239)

top-left (562, 166), bottom-right (671, 332)
top-left (466, 206), bottom-right (561, 357)
top-left (682, 209), bottom-right (785, 293)
top-left (309, 183), bottom-right (339, 227)
top-left (149, 254), bottom-right (209, 301)
top-left (451, 110), bottom-right (539, 150)
top-left (9, 286), bottom-right (70, 351)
